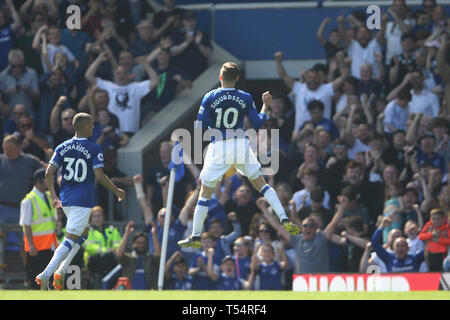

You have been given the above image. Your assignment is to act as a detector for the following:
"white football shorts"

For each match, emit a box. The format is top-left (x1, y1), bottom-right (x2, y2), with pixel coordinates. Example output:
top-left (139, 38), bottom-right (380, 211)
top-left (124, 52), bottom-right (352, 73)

top-left (200, 138), bottom-right (261, 188)
top-left (62, 206), bottom-right (91, 236)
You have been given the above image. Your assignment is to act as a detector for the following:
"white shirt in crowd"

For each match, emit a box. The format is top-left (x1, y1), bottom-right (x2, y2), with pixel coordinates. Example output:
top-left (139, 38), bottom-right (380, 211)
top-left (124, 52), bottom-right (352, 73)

top-left (292, 188), bottom-right (331, 210)
top-left (407, 236), bottom-right (428, 272)
top-left (383, 100), bottom-right (410, 133)
top-left (96, 78), bottom-right (151, 133)
top-left (407, 236), bottom-right (425, 255)
top-left (335, 94), bottom-right (362, 114)
top-left (291, 81), bottom-right (334, 131)
top-left (385, 19), bottom-right (416, 62)
top-left (41, 44), bottom-right (75, 73)
top-left (347, 39), bottom-right (382, 80)
top-left (422, 69), bottom-right (437, 91)
top-left (409, 88), bottom-right (440, 117)
top-left (347, 138), bottom-right (371, 160)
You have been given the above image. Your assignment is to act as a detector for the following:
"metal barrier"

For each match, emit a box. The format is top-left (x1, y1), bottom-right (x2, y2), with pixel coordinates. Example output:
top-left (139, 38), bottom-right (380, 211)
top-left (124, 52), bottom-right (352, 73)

top-left (0, 224), bottom-right (26, 289)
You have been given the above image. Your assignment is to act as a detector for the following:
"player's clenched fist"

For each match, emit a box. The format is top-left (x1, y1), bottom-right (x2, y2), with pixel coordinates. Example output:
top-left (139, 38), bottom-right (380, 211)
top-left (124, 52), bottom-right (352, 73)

top-left (262, 91), bottom-right (272, 106)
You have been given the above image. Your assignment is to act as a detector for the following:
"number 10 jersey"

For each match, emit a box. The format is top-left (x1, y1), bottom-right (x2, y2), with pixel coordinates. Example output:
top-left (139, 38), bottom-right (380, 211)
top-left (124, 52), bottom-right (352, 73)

top-left (196, 87), bottom-right (267, 137)
top-left (49, 137), bottom-right (104, 208)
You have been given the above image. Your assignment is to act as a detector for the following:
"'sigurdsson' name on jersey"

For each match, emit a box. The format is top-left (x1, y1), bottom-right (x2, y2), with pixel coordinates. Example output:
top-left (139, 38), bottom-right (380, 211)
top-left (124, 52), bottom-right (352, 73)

top-left (209, 94), bottom-right (248, 109)
top-left (59, 143), bottom-right (92, 159)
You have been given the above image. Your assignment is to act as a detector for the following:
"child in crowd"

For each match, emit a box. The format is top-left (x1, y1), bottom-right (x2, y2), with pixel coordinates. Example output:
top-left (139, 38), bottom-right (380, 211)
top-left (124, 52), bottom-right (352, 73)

top-left (232, 237), bottom-right (252, 281)
top-left (418, 209), bottom-right (450, 272)
top-left (404, 219), bottom-right (428, 272)
top-left (382, 182), bottom-right (403, 243)
top-left (164, 251), bottom-right (193, 290)
top-left (249, 243), bottom-right (288, 290)
top-left (188, 232), bottom-right (221, 290)
top-left (206, 248), bottom-right (252, 290)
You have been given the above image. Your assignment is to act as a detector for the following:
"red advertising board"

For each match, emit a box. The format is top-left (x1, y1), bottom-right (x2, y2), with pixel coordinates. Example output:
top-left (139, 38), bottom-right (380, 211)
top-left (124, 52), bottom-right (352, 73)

top-left (292, 273), bottom-right (443, 292)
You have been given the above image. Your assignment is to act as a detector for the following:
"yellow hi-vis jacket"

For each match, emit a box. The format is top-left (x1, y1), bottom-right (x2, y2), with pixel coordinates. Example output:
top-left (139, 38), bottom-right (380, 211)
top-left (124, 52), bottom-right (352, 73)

top-left (84, 225), bottom-right (122, 263)
top-left (22, 190), bottom-right (57, 252)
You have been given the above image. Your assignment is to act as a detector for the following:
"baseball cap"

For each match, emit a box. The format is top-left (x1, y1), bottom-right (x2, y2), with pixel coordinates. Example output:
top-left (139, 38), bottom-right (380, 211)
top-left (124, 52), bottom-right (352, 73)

top-left (419, 131), bottom-right (436, 142)
top-left (33, 168), bottom-right (46, 183)
top-left (392, 129), bottom-right (406, 136)
top-left (183, 11), bottom-right (196, 20)
top-left (221, 255), bottom-right (235, 264)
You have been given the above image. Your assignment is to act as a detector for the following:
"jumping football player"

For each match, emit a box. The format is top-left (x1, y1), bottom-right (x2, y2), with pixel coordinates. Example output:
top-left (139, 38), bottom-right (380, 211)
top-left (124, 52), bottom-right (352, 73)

top-left (178, 62), bottom-right (300, 249)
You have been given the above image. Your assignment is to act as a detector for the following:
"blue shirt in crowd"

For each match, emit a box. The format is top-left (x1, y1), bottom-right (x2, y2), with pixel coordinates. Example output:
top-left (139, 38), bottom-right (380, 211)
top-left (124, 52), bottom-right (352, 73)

top-left (215, 273), bottom-right (243, 290)
top-left (371, 227), bottom-right (424, 272)
top-left (168, 273), bottom-right (193, 290)
top-left (131, 256), bottom-right (148, 290)
top-left (257, 261), bottom-right (283, 290)
top-left (190, 251), bottom-right (221, 290)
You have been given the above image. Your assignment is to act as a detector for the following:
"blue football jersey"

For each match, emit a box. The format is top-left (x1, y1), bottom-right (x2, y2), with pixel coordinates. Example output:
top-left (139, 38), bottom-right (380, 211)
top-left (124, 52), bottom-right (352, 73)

top-left (215, 273), bottom-right (243, 290)
top-left (196, 87), bottom-right (267, 137)
top-left (258, 261), bottom-right (283, 290)
top-left (49, 137), bottom-right (104, 208)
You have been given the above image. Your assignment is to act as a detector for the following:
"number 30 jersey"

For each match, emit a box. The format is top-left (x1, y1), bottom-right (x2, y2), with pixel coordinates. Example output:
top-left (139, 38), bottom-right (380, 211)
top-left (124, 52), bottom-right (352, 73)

top-left (49, 137), bottom-right (104, 208)
top-left (196, 87), bottom-right (267, 137)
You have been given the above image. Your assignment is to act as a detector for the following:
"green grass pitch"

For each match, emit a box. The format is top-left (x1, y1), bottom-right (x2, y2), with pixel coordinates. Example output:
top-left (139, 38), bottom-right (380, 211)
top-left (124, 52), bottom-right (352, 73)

top-left (0, 290), bottom-right (448, 300)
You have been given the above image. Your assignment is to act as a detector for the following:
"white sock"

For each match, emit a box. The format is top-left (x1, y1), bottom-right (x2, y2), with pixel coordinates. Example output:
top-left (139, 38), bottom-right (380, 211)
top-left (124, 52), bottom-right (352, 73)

top-left (260, 185), bottom-right (288, 221)
top-left (192, 198), bottom-right (210, 237)
top-left (57, 236), bottom-right (87, 274)
top-left (43, 238), bottom-right (75, 279)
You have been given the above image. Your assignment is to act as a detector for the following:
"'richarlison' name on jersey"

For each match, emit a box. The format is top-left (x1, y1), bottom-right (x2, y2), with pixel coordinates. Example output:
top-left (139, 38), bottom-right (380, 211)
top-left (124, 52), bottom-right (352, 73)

top-left (50, 138), bottom-right (103, 208)
top-left (58, 143), bottom-right (92, 159)
top-left (196, 88), bottom-right (267, 138)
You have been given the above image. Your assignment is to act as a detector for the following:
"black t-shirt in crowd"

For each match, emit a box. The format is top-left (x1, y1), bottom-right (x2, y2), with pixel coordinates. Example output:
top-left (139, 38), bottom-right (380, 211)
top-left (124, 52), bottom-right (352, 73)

top-left (147, 163), bottom-right (194, 213)
top-left (224, 199), bottom-right (259, 236)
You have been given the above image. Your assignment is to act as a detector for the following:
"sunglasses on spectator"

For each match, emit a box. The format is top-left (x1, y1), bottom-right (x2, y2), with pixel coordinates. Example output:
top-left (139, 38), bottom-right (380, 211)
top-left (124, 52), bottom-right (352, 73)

top-left (234, 242), bottom-right (244, 247)
top-left (158, 214), bottom-right (165, 218)
top-left (13, 111), bottom-right (26, 116)
top-left (11, 64), bottom-right (23, 68)
top-left (62, 117), bottom-right (73, 121)
top-left (302, 223), bottom-right (316, 228)
top-left (259, 229), bottom-right (269, 233)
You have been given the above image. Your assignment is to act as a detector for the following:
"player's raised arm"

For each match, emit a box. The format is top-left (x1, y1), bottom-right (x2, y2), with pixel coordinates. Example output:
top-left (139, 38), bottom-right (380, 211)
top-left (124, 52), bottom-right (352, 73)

top-left (246, 91), bottom-right (271, 130)
top-left (94, 167), bottom-right (126, 201)
top-left (260, 91), bottom-right (272, 114)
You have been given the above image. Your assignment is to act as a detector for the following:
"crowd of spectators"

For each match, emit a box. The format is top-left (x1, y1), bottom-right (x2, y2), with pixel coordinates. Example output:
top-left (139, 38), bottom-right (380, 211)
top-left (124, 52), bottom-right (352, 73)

top-left (0, 0), bottom-right (210, 214)
top-left (1, 0), bottom-right (450, 291)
